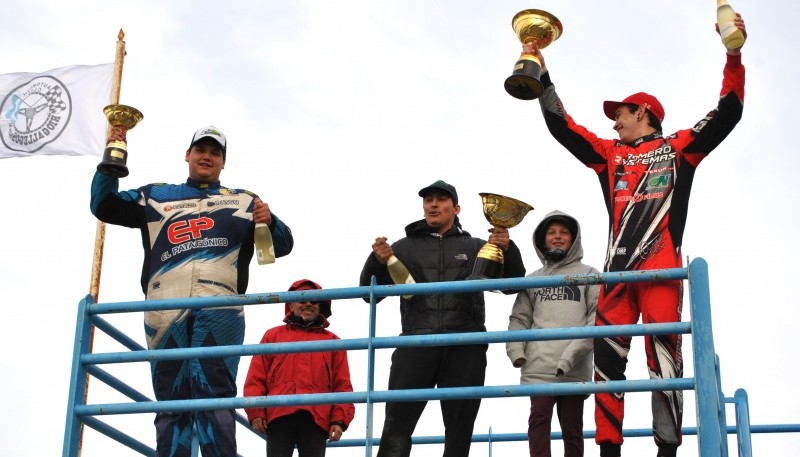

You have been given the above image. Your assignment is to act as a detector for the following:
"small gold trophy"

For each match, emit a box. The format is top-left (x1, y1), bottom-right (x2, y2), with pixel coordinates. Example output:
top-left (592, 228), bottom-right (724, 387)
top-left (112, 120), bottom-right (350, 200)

top-left (97, 104), bottom-right (144, 178)
top-left (469, 193), bottom-right (534, 279)
top-left (504, 9), bottom-right (563, 100)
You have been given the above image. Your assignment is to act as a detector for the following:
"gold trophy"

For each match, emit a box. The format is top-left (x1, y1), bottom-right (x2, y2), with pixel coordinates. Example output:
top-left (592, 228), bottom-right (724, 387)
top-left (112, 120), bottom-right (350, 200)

top-left (469, 193), bottom-right (534, 279)
top-left (97, 104), bottom-right (144, 178)
top-left (504, 9), bottom-right (563, 100)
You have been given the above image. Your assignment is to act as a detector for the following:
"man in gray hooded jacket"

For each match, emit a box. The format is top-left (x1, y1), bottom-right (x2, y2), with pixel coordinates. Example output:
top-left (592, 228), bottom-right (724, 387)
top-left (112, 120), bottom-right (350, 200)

top-left (507, 210), bottom-right (599, 457)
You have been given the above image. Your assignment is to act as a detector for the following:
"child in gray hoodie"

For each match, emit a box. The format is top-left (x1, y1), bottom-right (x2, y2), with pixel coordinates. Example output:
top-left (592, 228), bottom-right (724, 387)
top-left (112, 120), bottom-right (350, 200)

top-left (507, 210), bottom-right (599, 457)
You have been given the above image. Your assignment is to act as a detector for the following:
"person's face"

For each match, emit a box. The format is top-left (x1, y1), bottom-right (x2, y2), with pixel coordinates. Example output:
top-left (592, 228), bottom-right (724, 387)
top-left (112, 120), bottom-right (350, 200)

top-left (290, 298), bottom-right (320, 322)
top-left (423, 191), bottom-right (460, 235)
top-left (612, 104), bottom-right (645, 144)
top-left (544, 221), bottom-right (573, 253)
top-left (185, 139), bottom-right (225, 183)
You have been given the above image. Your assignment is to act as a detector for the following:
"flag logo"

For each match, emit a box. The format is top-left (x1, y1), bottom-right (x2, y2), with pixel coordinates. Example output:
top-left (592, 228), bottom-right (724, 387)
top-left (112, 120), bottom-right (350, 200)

top-left (1, 75), bottom-right (72, 154)
top-left (0, 63), bottom-right (112, 159)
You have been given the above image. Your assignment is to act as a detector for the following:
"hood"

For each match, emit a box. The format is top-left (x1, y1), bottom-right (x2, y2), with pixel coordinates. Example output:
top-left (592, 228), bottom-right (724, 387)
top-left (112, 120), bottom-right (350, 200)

top-left (532, 210), bottom-right (584, 266)
top-left (285, 278), bottom-right (332, 318)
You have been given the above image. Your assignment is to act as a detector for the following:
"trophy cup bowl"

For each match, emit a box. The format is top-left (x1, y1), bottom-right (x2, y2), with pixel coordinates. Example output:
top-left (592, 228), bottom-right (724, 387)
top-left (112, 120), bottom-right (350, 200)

top-left (97, 104), bottom-right (144, 178)
top-left (504, 9), bottom-right (563, 101)
top-left (469, 193), bottom-right (534, 280)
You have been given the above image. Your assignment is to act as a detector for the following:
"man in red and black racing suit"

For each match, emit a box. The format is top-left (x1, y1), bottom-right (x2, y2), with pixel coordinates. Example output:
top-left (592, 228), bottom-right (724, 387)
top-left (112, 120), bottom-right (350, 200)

top-left (90, 125), bottom-right (294, 457)
top-left (527, 16), bottom-right (746, 457)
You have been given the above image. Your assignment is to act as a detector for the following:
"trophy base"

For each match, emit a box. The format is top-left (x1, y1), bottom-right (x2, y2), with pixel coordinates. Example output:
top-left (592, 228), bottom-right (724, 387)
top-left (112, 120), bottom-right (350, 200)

top-left (468, 257), bottom-right (504, 280)
top-left (97, 162), bottom-right (130, 178)
top-left (504, 59), bottom-right (544, 100)
top-left (97, 145), bottom-right (129, 178)
top-left (468, 243), bottom-right (505, 280)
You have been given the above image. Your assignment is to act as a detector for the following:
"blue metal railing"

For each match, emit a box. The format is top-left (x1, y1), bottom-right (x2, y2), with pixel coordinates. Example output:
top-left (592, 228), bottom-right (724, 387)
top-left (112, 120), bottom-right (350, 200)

top-left (63, 257), bottom-right (800, 457)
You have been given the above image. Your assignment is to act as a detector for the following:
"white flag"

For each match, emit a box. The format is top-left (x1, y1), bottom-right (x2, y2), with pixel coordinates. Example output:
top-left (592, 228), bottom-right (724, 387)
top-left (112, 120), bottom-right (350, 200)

top-left (0, 63), bottom-right (113, 159)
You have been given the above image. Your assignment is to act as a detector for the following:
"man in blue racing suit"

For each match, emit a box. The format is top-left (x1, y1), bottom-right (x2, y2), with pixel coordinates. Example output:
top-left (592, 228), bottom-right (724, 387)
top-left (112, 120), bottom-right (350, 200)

top-left (90, 125), bottom-right (294, 457)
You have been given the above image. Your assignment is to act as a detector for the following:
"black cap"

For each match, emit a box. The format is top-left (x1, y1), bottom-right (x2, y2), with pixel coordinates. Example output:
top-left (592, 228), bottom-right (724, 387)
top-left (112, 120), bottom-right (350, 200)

top-left (418, 180), bottom-right (458, 205)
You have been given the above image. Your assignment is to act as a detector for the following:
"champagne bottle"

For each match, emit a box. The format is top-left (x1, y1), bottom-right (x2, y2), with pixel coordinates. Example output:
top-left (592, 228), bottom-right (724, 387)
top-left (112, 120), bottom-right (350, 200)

top-left (254, 222), bottom-right (275, 265)
top-left (387, 255), bottom-right (415, 299)
top-left (716, 0), bottom-right (745, 50)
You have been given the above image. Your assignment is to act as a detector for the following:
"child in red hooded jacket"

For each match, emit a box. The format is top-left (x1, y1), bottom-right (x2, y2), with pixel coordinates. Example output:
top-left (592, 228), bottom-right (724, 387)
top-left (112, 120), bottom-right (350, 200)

top-left (244, 279), bottom-right (355, 457)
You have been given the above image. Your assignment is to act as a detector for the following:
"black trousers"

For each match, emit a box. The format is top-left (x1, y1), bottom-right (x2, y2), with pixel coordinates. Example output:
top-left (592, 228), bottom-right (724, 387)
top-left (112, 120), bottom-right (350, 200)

top-left (527, 395), bottom-right (586, 457)
top-left (266, 410), bottom-right (328, 457)
top-left (376, 344), bottom-right (488, 457)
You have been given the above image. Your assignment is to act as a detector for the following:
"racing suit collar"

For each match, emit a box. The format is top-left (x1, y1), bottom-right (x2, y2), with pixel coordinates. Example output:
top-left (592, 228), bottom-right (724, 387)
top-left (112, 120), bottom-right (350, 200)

top-left (186, 177), bottom-right (222, 189)
top-left (630, 131), bottom-right (663, 147)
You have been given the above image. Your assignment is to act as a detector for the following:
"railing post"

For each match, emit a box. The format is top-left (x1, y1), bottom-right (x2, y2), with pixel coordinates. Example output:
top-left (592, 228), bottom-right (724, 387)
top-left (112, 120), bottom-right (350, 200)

top-left (488, 426), bottom-right (493, 457)
top-left (715, 355), bottom-right (729, 457)
top-left (63, 295), bottom-right (95, 457)
top-left (365, 277), bottom-right (379, 457)
top-left (733, 389), bottom-right (752, 457)
top-left (689, 258), bottom-right (723, 456)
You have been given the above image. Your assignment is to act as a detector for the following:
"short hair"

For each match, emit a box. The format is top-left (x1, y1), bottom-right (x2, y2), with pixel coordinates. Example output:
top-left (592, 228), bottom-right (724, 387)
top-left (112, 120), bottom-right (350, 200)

top-left (624, 104), bottom-right (662, 132)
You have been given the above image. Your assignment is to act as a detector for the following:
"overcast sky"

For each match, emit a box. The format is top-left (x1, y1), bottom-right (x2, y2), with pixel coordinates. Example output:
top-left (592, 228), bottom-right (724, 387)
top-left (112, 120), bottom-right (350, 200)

top-left (1, 1), bottom-right (797, 456)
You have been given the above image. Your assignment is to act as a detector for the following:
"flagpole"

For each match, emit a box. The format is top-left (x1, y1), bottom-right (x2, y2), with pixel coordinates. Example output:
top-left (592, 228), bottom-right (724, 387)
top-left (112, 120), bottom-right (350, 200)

top-left (80, 28), bottom-right (126, 456)
top-left (90, 32), bottom-right (125, 300)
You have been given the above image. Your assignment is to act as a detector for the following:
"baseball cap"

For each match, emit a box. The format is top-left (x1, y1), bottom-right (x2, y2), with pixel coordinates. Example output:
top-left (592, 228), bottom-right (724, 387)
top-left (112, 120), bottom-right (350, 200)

top-left (603, 92), bottom-right (665, 124)
top-left (189, 125), bottom-right (227, 157)
top-left (286, 279), bottom-right (332, 318)
top-left (418, 180), bottom-right (458, 205)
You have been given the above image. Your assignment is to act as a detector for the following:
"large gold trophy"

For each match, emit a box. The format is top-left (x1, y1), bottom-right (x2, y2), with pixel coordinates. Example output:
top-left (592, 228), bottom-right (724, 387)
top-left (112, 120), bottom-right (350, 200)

top-left (469, 193), bottom-right (534, 279)
top-left (504, 9), bottom-right (563, 100)
top-left (97, 104), bottom-right (143, 178)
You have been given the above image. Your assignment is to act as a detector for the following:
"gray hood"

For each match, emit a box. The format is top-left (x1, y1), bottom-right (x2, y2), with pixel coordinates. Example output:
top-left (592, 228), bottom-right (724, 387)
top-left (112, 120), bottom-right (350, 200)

top-left (532, 210), bottom-right (584, 269)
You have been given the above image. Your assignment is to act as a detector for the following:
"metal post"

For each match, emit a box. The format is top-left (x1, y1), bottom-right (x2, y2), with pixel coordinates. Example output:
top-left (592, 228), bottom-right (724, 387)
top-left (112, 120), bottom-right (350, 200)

top-left (488, 426), bottom-right (493, 457)
top-left (689, 258), bottom-right (723, 456)
top-left (63, 295), bottom-right (95, 457)
top-left (365, 277), bottom-right (379, 456)
top-left (715, 355), bottom-right (729, 457)
top-left (733, 389), bottom-right (752, 457)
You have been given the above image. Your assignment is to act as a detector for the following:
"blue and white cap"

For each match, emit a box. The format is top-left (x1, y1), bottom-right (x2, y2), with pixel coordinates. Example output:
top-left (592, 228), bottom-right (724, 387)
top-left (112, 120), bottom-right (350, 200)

top-left (189, 125), bottom-right (227, 157)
